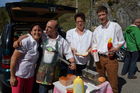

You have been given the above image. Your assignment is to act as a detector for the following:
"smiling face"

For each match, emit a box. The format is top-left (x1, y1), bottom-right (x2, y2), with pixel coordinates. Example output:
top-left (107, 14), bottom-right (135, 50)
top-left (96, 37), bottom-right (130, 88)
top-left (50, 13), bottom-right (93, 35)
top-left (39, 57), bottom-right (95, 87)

top-left (97, 11), bottom-right (108, 25)
top-left (45, 20), bottom-right (58, 38)
top-left (30, 25), bottom-right (42, 41)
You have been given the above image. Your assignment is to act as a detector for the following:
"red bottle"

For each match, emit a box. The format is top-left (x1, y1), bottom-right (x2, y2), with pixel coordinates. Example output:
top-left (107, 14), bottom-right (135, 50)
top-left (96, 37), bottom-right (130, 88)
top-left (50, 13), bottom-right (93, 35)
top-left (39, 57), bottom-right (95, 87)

top-left (108, 42), bottom-right (113, 50)
top-left (107, 38), bottom-right (114, 59)
top-left (67, 88), bottom-right (73, 93)
top-left (107, 38), bottom-right (113, 51)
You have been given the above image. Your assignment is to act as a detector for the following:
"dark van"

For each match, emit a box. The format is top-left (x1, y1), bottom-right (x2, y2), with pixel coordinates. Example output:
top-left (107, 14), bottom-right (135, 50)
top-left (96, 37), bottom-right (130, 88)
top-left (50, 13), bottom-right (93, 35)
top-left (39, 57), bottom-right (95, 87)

top-left (0, 2), bottom-right (76, 93)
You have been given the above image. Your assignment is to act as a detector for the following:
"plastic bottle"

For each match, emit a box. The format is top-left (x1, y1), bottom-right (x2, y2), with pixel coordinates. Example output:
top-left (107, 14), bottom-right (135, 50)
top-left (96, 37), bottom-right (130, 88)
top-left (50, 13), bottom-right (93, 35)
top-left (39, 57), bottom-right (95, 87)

top-left (73, 76), bottom-right (84, 93)
top-left (91, 49), bottom-right (99, 62)
top-left (107, 38), bottom-right (114, 59)
top-left (107, 38), bottom-right (113, 50)
top-left (67, 88), bottom-right (73, 93)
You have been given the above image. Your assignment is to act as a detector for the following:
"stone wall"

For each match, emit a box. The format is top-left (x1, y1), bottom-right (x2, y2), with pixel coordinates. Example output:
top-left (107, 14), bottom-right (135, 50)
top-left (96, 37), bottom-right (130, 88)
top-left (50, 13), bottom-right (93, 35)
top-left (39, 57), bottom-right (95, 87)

top-left (86, 0), bottom-right (140, 30)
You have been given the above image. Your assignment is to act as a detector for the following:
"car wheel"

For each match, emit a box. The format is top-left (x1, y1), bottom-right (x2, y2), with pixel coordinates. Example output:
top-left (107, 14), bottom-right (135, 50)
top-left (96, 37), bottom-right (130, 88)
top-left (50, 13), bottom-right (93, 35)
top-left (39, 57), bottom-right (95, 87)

top-left (1, 82), bottom-right (11, 93)
top-left (116, 48), bottom-right (126, 62)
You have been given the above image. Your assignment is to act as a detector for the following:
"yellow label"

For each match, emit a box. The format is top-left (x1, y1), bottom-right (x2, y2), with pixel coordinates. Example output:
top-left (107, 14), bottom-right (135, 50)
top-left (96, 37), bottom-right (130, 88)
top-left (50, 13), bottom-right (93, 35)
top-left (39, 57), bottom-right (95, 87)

top-left (108, 38), bottom-right (112, 43)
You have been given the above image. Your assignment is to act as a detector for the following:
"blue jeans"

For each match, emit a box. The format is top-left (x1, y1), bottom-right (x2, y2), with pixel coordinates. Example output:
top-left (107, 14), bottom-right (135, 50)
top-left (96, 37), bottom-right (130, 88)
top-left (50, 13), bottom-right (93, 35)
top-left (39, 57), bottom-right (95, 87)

top-left (121, 51), bottom-right (139, 77)
top-left (39, 84), bottom-right (54, 93)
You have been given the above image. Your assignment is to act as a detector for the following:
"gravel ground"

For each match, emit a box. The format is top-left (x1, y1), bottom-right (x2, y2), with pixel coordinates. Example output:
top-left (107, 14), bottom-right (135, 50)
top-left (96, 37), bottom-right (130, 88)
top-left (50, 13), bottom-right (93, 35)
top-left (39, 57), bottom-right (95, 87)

top-left (118, 61), bottom-right (140, 93)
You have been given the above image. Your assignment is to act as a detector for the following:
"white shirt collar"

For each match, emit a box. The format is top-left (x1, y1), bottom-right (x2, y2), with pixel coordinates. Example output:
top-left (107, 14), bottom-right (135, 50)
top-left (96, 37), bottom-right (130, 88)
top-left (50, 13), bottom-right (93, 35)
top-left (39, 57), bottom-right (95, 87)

top-left (130, 24), bottom-right (137, 27)
top-left (47, 34), bottom-right (60, 40)
top-left (101, 21), bottom-right (110, 29)
top-left (28, 34), bottom-right (36, 42)
top-left (75, 28), bottom-right (86, 34)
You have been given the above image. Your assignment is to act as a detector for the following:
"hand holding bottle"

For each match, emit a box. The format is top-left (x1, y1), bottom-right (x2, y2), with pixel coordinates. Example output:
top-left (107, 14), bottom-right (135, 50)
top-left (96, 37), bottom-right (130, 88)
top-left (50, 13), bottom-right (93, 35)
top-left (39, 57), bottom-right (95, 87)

top-left (107, 38), bottom-right (115, 59)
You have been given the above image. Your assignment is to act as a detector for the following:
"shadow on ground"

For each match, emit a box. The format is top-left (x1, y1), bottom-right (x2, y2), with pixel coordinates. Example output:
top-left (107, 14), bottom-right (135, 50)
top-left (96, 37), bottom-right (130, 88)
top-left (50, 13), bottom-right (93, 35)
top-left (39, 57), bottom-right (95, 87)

top-left (118, 77), bottom-right (126, 93)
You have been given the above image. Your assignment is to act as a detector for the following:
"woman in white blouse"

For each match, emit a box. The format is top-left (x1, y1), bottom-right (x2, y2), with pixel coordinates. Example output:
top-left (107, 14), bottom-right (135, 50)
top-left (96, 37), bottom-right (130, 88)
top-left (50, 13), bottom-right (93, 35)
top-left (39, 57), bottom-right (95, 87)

top-left (10, 24), bottom-right (42, 93)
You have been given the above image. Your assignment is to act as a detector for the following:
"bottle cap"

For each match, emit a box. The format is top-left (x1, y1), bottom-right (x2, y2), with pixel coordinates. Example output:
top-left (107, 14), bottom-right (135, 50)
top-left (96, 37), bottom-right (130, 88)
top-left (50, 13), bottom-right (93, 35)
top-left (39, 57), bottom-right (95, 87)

top-left (91, 50), bottom-right (97, 52)
top-left (108, 38), bottom-right (112, 43)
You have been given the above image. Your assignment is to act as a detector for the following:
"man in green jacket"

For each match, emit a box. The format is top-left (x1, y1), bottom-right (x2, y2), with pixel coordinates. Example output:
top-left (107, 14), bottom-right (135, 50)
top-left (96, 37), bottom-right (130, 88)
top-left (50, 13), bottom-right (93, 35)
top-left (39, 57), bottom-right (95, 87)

top-left (121, 18), bottom-right (140, 79)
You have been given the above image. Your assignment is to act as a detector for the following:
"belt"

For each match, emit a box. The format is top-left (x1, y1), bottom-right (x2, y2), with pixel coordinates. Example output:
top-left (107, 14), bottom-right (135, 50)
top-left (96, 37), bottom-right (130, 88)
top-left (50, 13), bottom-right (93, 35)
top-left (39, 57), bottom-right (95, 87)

top-left (99, 53), bottom-right (108, 57)
top-left (99, 53), bottom-right (117, 60)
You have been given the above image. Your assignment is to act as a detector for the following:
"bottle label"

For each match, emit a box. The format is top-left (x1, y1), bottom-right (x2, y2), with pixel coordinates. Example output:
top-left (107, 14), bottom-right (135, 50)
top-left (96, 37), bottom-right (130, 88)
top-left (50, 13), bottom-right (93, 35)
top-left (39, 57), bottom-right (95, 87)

top-left (92, 50), bottom-right (97, 52)
top-left (75, 84), bottom-right (83, 93)
top-left (92, 50), bottom-right (99, 62)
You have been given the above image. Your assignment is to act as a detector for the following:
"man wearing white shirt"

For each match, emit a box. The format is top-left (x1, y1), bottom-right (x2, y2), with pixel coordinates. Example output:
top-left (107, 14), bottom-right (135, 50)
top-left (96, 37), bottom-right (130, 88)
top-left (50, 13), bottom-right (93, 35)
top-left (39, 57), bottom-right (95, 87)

top-left (92, 6), bottom-right (125, 93)
top-left (66, 12), bottom-right (93, 76)
top-left (35, 20), bottom-right (75, 93)
top-left (13, 20), bottom-right (75, 93)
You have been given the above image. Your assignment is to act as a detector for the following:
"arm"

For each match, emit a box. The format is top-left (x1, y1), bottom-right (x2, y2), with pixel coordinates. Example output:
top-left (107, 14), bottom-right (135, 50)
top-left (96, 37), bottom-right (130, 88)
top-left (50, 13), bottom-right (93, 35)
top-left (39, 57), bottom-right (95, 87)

top-left (11, 38), bottom-right (27, 86)
top-left (10, 50), bottom-right (22, 86)
top-left (68, 57), bottom-right (76, 70)
top-left (66, 31), bottom-right (77, 55)
top-left (62, 38), bottom-right (76, 70)
top-left (133, 27), bottom-right (140, 49)
top-left (109, 44), bottom-right (124, 52)
top-left (13, 34), bottom-right (29, 48)
top-left (110, 24), bottom-right (125, 52)
top-left (92, 31), bottom-right (98, 50)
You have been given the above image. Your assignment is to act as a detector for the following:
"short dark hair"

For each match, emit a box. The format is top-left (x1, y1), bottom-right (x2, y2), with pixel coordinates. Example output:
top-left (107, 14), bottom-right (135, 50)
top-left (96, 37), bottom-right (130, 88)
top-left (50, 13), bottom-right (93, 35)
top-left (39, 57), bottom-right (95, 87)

top-left (29, 23), bottom-right (42, 34)
top-left (74, 12), bottom-right (85, 22)
top-left (96, 6), bottom-right (108, 14)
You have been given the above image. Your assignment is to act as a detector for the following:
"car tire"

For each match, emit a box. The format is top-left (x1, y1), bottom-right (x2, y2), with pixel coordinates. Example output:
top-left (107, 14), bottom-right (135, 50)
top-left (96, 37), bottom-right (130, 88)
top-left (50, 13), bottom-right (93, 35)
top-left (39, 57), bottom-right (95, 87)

top-left (1, 82), bottom-right (11, 93)
top-left (116, 48), bottom-right (126, 62)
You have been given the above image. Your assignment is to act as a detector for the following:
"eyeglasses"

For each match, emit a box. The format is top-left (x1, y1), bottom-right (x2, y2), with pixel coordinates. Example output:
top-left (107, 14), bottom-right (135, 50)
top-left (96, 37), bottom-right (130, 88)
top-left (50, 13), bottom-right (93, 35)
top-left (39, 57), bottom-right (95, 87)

top-left (76, 21), bottom-right (85, 23)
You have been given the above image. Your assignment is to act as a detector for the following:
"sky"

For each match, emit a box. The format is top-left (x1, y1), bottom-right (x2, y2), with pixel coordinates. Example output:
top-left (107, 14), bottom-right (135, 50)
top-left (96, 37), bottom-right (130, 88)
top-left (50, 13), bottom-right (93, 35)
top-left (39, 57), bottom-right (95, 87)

top-left (0, 0), bottom-right (22, 7)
